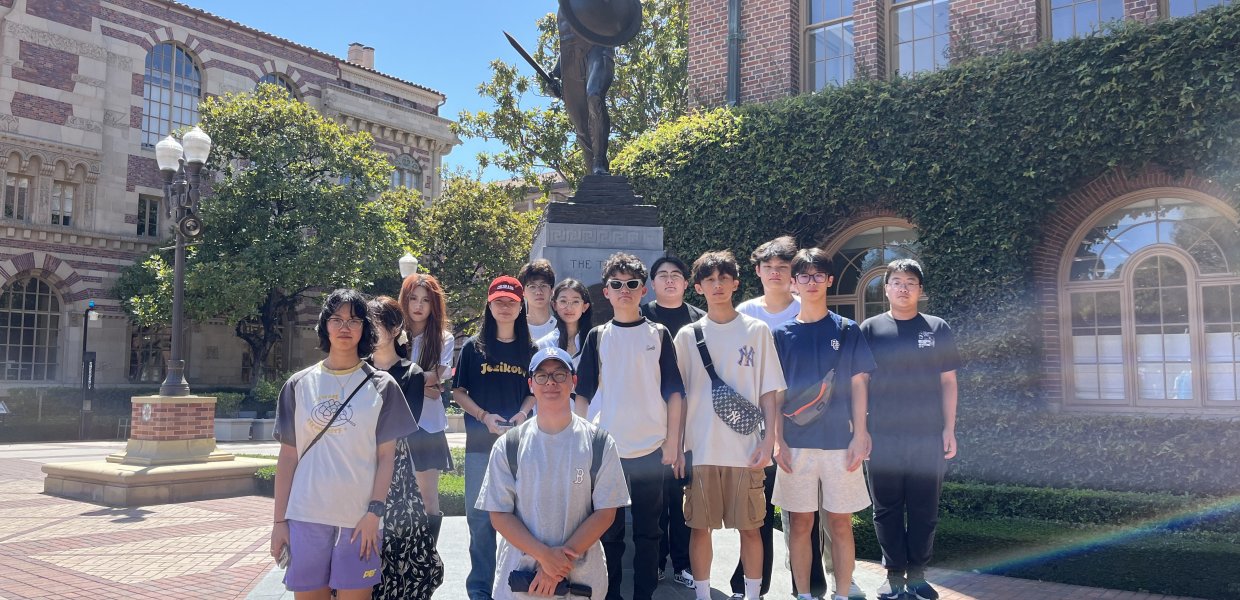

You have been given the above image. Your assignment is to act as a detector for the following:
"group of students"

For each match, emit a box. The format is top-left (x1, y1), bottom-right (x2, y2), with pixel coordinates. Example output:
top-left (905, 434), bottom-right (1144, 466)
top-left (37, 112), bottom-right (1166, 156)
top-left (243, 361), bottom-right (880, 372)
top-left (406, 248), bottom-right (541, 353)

top-left (268, 235), bottom-right (960, 600)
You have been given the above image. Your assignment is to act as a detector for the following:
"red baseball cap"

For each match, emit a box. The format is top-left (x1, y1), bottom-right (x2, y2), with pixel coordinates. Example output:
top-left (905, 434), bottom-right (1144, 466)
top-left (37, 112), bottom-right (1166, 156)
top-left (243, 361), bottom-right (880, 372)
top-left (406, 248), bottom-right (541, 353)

top-left (488, 276), bottom-right (524, 303)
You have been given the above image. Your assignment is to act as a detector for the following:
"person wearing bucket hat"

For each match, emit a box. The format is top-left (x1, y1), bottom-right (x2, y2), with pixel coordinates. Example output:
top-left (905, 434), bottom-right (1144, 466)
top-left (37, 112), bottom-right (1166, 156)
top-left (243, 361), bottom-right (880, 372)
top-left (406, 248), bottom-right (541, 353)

top-left (454, 275), bottom-right (538, 600)
top-left (478, 344), bottom-right (630, 600)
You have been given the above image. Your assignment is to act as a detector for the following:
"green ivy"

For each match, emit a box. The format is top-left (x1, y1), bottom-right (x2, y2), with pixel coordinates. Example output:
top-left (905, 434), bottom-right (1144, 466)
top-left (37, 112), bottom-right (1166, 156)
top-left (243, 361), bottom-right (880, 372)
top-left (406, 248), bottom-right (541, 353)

top-left (615, 5), bottom-right (1240, 405)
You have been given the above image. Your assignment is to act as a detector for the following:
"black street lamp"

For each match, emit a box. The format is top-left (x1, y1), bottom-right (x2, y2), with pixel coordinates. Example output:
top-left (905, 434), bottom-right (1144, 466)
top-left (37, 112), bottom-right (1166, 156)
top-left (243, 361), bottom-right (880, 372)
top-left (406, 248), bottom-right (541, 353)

top-left (154, 126), bottom-right (212, 397)
top-left (79, 300), bottom-right (97, 439)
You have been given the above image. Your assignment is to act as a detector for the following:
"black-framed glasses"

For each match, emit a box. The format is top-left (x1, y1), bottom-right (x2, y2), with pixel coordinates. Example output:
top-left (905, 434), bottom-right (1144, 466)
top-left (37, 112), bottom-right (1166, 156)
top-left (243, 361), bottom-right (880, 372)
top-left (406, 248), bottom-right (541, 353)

top-left (794, 273), bottom-right (829, 284)
top-left (606, 279), bottom-right (642, 290)
top-left (532, 371), bottom-right (571, 385)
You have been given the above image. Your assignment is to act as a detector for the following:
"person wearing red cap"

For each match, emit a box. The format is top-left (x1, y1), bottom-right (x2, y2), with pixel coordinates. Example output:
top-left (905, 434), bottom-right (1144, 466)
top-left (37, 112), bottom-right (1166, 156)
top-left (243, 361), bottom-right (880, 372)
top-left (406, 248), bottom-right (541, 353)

top-left (453, 275), bottom-right (538, 600)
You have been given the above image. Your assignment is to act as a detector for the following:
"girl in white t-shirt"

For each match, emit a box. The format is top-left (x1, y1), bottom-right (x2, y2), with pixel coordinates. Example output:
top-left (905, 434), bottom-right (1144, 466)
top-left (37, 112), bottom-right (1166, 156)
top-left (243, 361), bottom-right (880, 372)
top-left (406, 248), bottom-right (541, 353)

top-left (538, 278), bottom-right (594, 416)
top-left (399, 273), bottom-right (456, 521)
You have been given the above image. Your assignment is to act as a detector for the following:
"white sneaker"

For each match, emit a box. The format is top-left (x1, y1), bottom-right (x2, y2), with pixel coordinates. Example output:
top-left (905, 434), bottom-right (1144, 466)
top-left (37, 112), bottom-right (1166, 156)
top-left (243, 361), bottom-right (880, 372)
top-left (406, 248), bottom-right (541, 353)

top-left (674, 569), bottom-right (694, 588)
top-left (843, 579), bottom-right (867, 600)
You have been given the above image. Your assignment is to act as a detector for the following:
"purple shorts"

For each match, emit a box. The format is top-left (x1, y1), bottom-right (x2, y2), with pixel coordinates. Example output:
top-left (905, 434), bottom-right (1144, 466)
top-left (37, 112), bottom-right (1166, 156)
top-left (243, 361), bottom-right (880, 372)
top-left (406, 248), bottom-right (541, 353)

top-left (283, 520), bottom-right (382, 592)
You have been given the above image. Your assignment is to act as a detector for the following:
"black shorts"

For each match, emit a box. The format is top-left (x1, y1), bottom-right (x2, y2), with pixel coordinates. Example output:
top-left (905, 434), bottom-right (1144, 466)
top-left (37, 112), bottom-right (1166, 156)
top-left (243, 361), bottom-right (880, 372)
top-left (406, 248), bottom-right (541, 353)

top-left (406, 428), bottom-right (453, 472)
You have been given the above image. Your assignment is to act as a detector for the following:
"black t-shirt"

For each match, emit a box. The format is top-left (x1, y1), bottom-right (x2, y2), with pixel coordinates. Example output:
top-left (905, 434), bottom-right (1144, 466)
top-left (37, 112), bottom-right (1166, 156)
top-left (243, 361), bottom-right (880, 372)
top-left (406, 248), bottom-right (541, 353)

top-left (453, 336), bottom-right (533, 453)
top-left (860, 312), bottom-right (961, 437)
top-left (641, 300), bottom-right (706, 340)
top-left (367, 358), bottom-right (426, 422)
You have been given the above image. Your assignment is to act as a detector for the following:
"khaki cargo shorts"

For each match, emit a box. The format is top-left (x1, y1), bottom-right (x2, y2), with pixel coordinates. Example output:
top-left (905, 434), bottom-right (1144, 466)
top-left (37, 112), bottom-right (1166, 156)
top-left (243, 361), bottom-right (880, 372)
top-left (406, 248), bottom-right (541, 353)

top-left (683, 465), bottom-right (767, 531)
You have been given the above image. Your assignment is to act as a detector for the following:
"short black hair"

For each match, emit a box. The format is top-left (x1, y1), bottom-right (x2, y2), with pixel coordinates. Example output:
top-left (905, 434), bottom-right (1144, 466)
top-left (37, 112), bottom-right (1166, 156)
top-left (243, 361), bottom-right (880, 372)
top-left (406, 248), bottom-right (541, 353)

top-left (650, 255), bottom-right (690, 279)
top-left (517, 259), bottom-right (556, 287)
top-left (601, 252), bottom-right (648, 283)
top-left (885, 258), bottom-right (924, 284)
top-left (316, 288), bottom-right (377, 357)
top-left (750, 235), bottom-right (798, 265)
top-left (691, 250), bottom-right (740, 284)
top-left (791, 248), bottom-right (834, 278)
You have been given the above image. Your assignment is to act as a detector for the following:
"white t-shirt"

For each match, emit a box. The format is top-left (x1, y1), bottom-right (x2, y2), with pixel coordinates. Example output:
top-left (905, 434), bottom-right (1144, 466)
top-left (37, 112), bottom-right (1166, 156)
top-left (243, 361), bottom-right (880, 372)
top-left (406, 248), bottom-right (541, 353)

top-left (674, 313), bottom-right (786, 467)
top-left (536, 328), bottom-right (584, 368)
top-left (528, 314), bottom-right (559, 342)
top-left (737, 296), bottom-right (801, 332)
top-left (274, 362), bottom-right (416, 527)
top-left (478, 415), bottom-right (630, 600)
top-left (409, 329), bottom-right (455, 433)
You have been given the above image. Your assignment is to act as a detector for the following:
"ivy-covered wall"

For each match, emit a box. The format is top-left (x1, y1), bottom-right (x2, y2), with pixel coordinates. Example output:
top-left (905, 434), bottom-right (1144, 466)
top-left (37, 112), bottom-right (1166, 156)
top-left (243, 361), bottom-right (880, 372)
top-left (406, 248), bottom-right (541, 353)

top-left (615, 5), bottom-right (1240, 407)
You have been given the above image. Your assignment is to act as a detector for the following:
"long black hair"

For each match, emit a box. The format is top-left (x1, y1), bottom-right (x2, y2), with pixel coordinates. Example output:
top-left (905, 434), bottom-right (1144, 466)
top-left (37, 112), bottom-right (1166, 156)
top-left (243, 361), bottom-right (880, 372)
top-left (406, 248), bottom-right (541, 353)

top-left (368, 296), bottom-right (409, 359)
top-left (475, 296), bottom-right (536, 364)
top-left (316, 288), bottom-right (377, 358)
top-left (551, 278), bottom-right (593, 353)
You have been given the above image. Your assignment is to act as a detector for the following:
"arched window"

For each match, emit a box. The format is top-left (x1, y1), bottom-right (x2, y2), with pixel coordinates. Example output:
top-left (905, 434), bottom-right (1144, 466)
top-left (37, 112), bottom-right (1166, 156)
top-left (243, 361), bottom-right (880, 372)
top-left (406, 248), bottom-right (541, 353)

top-left (1064, 195), bottom-right (1240, 409)
top-left (823, 220), bottom-right (927, 321)
top-left (257, 73), bottom-right (299, 98)
top-left (0, 276), bottom-right (61, 381)
top-left (142, 43), bottom-right (202, 147)
top-left (392, 154), bottom-right (423, 193)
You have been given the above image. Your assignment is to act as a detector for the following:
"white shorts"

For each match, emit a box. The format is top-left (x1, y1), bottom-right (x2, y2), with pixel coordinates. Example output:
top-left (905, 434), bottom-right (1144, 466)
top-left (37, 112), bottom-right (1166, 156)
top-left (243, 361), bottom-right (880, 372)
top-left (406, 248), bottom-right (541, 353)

top-left (771, 448), bottom-right (871, 514)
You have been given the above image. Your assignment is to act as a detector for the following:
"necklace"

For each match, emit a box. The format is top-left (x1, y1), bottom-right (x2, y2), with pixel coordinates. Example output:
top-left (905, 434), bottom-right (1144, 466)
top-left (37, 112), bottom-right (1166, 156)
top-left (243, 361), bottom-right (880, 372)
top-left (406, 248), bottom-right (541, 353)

top-left (496, 335), bottom-right (516, 342)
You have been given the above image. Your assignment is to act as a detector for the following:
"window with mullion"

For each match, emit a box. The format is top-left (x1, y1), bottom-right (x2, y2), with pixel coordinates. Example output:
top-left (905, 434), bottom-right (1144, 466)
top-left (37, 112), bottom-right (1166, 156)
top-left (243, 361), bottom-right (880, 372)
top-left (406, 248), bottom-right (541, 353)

top-left (4, 175), bottom-right (31, 221)
top-left (1048, 0), bottom-right (1124, 41)
top-left (142, 43), bottom-right (201, 147)
top-left (51, 181), bottom-right (75, 227)
top-left (1165, 0), bottom-right (1231, 17)
top-left (892, 0), bottom-right (950, 75)
top-left (806, 0), bottom-right (855, 90)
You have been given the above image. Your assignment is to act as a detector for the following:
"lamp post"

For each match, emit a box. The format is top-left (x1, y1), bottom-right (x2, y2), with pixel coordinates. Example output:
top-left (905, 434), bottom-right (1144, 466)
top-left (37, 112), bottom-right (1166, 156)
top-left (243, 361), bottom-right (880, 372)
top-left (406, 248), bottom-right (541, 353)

top-left (79, 300), bottom-right (97, 439)
top-left (154, 126), bottom-right (212, 397)
top-left (398, 252), bottom-right (419, 278)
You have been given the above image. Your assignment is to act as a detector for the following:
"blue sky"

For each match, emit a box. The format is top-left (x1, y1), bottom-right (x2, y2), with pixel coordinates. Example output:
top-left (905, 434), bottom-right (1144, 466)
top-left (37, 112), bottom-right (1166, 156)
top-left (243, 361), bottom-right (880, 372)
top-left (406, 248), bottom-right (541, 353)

top-left (189, 0), bottom-right (557, 181)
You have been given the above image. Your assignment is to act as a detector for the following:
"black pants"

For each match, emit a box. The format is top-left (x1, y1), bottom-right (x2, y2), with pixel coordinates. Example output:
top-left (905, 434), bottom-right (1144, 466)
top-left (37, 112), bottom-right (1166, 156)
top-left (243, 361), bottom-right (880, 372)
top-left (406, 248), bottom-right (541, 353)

top-left (659, 463), bottom-right (691, 574)
top-left (603, 449), bottom-right (665, 600)
top-left (729, 464), bottom-right (775, 595)
top-left (867, 436), bottom-right (946, 574)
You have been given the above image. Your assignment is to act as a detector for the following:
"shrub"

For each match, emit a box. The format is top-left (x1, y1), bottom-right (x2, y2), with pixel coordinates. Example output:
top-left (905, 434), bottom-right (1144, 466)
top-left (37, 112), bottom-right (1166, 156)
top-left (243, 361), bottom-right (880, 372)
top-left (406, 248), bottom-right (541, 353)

top-left (214, 392), bottom-right (245, 418)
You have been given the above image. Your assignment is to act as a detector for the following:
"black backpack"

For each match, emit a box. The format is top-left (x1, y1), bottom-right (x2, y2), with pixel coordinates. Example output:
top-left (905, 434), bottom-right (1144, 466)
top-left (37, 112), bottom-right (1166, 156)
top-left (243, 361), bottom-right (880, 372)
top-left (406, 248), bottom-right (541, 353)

top-left (503, 420), bottom-right (610, 494)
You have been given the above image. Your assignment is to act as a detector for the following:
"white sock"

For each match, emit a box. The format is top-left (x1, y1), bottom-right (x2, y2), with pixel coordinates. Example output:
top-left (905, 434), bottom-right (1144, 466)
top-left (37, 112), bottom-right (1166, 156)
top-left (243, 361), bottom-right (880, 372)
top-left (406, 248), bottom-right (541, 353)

top-left (797, 595), bottom-right (814, 600)
top-left (835, 596), bottom-right (849, 600)
top-left (694, 579), bottom-right (711, 600)
top-left (744, 577), bottom-right (762, 599)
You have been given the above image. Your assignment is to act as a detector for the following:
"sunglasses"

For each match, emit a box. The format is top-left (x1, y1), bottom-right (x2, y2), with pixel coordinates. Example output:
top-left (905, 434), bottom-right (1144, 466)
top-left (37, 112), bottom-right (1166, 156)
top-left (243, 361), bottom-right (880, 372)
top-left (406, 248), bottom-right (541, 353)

top-left (606, 279), bottom-right (642, 291)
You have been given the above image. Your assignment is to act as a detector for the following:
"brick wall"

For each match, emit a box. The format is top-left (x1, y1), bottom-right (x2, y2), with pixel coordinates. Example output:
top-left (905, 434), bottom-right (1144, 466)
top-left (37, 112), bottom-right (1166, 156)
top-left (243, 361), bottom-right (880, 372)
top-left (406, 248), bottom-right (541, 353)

top-left (126, 155), bottom-right (163, 191)
top-left (12, 41), bottom-right (79, 92)
top-left (1029, 165), bottom-right (1237, 406)
top-left (10, 92), bottom-right (72, 125)
top-left (948, 0), bottom-right (1041, 60)
top-left (26, 0), bottom-right (99, 31)
top-left (129, 402), bottom-right (216, 441)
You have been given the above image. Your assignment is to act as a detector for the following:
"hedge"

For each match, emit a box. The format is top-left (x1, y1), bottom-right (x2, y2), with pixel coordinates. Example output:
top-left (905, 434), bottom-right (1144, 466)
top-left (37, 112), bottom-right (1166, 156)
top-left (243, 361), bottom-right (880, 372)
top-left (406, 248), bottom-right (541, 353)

top-left (614, 4), bottom-right (1240, 406)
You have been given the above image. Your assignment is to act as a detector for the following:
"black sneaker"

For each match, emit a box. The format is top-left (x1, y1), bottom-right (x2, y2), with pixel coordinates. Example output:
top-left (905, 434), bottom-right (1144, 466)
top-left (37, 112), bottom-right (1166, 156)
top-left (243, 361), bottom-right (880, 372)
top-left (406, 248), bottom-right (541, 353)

top-left (876, 579), bottom-right (905, 600)
top-left (907, 580), bottom-right (938, 600)
top-left (657, 568), bottom-right (666, 582)
top-left (673, 569), bottom-right (694, 588)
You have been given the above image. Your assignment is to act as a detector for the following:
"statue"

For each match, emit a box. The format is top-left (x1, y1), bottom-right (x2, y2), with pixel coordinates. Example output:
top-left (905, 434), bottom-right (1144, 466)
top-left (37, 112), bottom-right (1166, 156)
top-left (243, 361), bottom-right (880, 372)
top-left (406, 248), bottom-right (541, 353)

top-left (507, 0), bottom-right (643, 175)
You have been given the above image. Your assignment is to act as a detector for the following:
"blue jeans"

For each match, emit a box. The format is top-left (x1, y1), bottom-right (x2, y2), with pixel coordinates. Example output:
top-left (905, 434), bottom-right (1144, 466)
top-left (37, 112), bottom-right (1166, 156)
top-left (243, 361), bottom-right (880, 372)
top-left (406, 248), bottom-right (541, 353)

top-left (465, 451), bottom-right (496, 600)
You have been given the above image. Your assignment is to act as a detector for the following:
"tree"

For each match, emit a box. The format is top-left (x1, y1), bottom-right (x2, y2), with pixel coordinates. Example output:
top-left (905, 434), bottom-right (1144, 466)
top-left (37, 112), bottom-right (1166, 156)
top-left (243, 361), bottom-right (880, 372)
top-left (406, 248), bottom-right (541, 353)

top-left (454, 0), bottom-right (687, 189)
top-left (414, 170), bottom-right (540, 336)
top-left (114, 85), bottom-right (417, 385)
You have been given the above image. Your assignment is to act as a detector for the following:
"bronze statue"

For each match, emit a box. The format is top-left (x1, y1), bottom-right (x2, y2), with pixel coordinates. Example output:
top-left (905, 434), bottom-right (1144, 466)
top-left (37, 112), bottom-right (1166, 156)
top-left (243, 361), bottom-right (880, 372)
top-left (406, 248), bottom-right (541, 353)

top-left (507, 0), bottom-right (642, 175)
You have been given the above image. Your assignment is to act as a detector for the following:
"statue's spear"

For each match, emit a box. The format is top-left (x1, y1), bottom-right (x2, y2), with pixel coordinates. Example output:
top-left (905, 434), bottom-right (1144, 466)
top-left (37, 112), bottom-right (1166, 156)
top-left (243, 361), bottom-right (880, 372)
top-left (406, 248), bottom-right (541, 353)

top-left (504, 31), bottom-right (563, 99)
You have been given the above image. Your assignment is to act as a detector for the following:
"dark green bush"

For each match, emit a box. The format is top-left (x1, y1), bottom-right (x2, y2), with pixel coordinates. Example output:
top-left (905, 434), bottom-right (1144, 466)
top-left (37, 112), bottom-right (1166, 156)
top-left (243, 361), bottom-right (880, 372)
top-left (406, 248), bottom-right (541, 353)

top-left (214, 392), bottom-right (245, 417)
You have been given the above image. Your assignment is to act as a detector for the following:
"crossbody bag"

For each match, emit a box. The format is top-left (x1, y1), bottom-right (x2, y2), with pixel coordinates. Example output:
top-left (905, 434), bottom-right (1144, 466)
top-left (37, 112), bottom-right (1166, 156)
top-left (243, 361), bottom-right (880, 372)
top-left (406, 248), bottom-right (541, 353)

top-left (692, 322), bottom-right (765, 436)
top-left (782, 317), bottom-right (851, 427)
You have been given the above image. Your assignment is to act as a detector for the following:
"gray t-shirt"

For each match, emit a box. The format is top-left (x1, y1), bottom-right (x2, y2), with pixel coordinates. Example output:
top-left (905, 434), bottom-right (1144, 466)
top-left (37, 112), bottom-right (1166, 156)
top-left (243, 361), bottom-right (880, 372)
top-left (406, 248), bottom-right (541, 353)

top-left (478, 415), bottom-right (630, 600)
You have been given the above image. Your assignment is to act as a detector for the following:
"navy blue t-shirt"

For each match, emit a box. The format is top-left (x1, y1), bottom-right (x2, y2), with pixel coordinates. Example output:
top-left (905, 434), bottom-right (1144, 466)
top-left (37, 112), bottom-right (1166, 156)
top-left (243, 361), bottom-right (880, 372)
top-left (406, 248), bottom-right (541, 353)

top-left (773, 312), bottom-right (876, 450)
top-left (453, 336), bottom-right (533, 454)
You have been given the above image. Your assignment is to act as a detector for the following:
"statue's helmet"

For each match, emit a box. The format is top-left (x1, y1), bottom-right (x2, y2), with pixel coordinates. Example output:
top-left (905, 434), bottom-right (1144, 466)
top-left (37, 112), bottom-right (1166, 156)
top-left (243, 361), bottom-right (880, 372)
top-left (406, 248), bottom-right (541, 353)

top-left (559, 0), bottom-right (643, 47)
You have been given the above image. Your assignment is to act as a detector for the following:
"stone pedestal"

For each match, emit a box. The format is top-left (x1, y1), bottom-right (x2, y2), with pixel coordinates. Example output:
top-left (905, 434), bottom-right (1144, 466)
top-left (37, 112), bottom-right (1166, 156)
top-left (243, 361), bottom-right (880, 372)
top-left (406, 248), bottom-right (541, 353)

top-left (531, 175), bottom-right (664, 322)
top-left (42, 394), bottom-right (273, 507)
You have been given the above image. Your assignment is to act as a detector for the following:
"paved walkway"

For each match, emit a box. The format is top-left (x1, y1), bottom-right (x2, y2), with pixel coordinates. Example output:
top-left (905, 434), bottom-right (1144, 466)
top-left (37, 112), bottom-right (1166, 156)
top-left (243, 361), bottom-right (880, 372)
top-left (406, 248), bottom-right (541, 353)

top-left (0, 441), bottom-right (1206, 599)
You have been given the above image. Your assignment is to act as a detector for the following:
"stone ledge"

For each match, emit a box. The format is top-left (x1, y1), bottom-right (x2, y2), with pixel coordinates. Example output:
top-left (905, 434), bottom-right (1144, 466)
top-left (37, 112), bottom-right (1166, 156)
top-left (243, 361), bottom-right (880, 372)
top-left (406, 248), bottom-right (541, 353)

top-left (42, 457), bottom-right (275, 507)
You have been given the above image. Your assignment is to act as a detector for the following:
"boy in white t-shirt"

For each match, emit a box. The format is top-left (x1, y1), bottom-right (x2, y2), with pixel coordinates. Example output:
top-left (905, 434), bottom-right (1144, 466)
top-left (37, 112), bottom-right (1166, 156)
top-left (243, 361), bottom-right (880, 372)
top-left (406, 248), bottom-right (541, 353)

top-left (519, 259), bottom-right (559, 341)
top-left (674, 251), bottom-right (786, 600)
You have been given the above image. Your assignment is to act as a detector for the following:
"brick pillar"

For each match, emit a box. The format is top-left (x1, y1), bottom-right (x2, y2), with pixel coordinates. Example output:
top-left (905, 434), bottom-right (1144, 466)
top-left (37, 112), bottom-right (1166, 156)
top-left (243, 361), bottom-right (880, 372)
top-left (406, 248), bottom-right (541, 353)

top-left (688, 0), bottom-right (730, 107)
top-left (854, 0), bottom-right (888, 78)
top-left (107, 395), bottom-right (231, 466)
top-left (688, 0), bottom-right (800, 107)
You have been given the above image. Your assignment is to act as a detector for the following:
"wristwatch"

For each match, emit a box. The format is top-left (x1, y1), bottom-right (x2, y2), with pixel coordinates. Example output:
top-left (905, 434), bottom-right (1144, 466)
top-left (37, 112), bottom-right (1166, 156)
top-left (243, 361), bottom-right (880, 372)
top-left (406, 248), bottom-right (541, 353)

top-left (367, 500), bottom-right (384, 517)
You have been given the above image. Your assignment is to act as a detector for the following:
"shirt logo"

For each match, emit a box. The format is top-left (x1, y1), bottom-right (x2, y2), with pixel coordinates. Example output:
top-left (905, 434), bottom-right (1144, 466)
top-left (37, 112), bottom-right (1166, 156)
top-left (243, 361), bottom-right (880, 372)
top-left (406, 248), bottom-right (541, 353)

top-left (737, 345), bottom-right (755, 367)
top-left (831, 338), bottom-right (841, 351)
top-left (309, 395), bottom-right (355, 433)
top-left (574, 468), bottom-right (585, 485)
top-left (918, 331), bottom-right (935, 349)
top-left (646, 344), bottom-right (656, 351)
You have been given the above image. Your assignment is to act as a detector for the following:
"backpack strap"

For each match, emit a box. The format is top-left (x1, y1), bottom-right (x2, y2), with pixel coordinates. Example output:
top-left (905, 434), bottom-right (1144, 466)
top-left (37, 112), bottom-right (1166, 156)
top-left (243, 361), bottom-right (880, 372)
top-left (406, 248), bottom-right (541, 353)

top-left (692, 321), bottom-right (724, 386)
top-left (503, 420), bottom-right (532, 479)
top-left (589, 425), bottom-right (608, 493)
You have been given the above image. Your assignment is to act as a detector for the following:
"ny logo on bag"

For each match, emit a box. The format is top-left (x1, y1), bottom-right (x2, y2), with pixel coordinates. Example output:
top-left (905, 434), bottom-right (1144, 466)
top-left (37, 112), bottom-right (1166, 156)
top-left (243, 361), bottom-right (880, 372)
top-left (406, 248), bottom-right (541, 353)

top-left (737, 345), bottom-right (755, 367)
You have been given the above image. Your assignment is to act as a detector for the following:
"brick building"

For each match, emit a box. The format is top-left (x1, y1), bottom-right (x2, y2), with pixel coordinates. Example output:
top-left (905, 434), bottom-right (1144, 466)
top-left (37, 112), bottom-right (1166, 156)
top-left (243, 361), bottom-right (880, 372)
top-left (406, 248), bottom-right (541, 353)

top-left (0, 0), bottom-right (458, 394)
top-left (686, 0), bottom-right (1238, 416)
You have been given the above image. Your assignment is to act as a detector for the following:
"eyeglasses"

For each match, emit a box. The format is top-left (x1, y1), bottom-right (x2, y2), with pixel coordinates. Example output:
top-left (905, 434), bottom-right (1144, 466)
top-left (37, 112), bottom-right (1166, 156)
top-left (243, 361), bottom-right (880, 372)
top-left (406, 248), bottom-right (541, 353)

top-left (794, 273), bottom-right (829, 284)
top-left (555, 299), bottom-right (585, 309)
top-left (327, 317), bottom-right (364, 330)
top-left (532, 370), bottom-right (571, 385)
top-left (886, 282), bottom-right (921, 290)
top-left (654, 272), bottom-right (685, 282)
top-left (525, 283), bottom-right (551, 292)
top-left (606, 279), bottom-right (642, 291)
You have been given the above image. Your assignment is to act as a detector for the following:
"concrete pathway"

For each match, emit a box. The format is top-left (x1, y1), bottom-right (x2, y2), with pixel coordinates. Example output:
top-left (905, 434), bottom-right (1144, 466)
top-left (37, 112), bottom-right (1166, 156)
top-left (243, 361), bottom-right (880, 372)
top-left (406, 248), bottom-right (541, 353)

top-left (0, 441), bottom-right (1207, 599)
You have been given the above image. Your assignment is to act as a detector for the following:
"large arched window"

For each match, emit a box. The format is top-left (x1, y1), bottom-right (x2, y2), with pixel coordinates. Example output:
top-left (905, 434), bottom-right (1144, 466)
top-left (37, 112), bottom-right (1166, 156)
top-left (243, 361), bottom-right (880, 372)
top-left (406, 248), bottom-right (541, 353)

top-left (257, 73), bottom-right (299, 98)
top-left (391, 154), bottom-right (423, 193)
top-left (142, 43), bottom-right (202, 147)
top-left (1064, 194), bottom-right (1240, 409)
top-left (0, 276), bottom-right (61, 381)
top-left (823, 220), bottom-right (927, 321)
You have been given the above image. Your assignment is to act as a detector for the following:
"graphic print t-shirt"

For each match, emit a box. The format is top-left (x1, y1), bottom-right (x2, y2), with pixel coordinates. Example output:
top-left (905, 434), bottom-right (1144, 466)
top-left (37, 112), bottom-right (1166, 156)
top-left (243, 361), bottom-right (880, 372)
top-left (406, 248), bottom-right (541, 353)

top-left (773, 313), bottom-right (877, 450)
top-left (274, 362), bottom-right (417, 527)
top-left (859, 313), bottom-right (961, 436)
top-left (453, 336), bottom-right (532, 453)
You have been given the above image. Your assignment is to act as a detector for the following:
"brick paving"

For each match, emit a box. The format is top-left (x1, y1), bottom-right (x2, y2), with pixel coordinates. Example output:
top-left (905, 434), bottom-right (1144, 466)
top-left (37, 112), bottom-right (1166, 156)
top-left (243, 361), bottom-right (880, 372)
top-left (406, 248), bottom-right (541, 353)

top-left (0, 442), bottom-right (1207, 599)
